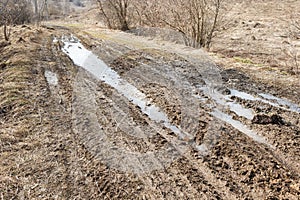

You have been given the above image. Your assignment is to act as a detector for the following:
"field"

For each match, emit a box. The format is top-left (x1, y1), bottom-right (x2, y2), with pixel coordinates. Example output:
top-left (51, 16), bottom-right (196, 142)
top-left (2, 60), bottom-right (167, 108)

top-left (0, 0), bottom-right (299, 199)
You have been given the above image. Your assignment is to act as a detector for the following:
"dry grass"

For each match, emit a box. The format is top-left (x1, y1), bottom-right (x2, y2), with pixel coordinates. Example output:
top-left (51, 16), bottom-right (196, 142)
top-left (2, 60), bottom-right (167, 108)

top-left (0, 3), bottom-right (299, 196)
top-left (0, 25), bottom-right (144, 199)
top-left (0, 26), bottom-right (64, 199)
top-left (212, 0), bottom-right (300, 76)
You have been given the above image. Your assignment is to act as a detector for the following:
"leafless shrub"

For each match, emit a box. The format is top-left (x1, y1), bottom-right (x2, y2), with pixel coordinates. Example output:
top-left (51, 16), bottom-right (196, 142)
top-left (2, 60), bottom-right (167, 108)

top-left (0, 0), bottom-right (32, 40)
top-left (96, 0), bottom-right (133, 31)
top-left (48, 4), bottom-right (62, 16)
top-left (156, 0), bottom-right (224, 49)
top-left (97, 0), bottom-right (225, 49)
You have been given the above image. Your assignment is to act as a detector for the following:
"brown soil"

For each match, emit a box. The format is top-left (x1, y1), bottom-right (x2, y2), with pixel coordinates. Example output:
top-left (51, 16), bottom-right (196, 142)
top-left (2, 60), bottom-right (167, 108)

top-left (211, 0), bottom-right (300, 98)
top-left (1, 1), bottom-right (300, 198)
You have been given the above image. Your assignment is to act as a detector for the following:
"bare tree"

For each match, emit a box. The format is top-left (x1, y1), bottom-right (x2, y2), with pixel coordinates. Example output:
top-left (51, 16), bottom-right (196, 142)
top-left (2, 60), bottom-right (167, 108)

top-left (31, 0), bottom-right (49, 24)
top-left (97, 0), bottom-right (225, 49)
top-left (0, 0), bottom-right (32, 40)
top-left (97, 0), bottom-right (132, 31)
top-left (149, 0), bottom-right (224, 48)
top-left (0, 0), bottom-right (10, 40)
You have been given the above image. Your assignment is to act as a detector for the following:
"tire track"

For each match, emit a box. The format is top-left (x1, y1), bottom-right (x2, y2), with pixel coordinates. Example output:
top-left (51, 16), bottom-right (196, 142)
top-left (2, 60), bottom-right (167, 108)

top-left (60, 33), bottom-right (299, 199)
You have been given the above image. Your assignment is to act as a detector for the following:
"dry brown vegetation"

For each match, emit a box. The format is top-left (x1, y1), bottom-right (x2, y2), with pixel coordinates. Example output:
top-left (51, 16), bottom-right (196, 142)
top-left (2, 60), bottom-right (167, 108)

top-left (96, 0), bottom-right (300, 75)
top-left (0, 0), bottom-right (32, 40)
top-left (97, 0), bottom-right (225, 48)
top-left (0, 0), bottom-right (300, 199)
top-left (0, 0), bottom-right (86, 41)
top-left (210, 0), bottom-right (300, 76)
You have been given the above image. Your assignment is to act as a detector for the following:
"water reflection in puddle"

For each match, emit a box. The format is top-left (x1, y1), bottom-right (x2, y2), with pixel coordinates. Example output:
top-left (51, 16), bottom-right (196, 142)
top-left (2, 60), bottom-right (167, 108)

top-left (61, 35), bottom-right (193, 140)
top-left (230, 89), bottom-right (300, 113)
top-left (212, 109), bottom-right (274, 149)
top-left (259, 93), bottom-right (300, 113)
top-left (229, 89), bottom-right (256, 101)
top-left (197, 83), bottom-right (273, 148)
top-left (197, 85), bottom-right (299, 149)
top-left (198, 86), bottom-right (255, 120)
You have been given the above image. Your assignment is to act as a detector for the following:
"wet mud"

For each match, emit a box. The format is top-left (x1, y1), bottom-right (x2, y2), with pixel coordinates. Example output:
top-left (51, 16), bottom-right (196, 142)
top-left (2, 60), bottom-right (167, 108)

top-left (0, 26), bottom-right (299, 199)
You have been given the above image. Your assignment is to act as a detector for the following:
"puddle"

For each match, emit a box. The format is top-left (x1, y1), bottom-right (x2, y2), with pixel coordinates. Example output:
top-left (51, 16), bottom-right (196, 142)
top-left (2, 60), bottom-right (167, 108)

top-left (61, 35), bottom-right (281, 154)
top-left (61, 35), bottom-right (193, 140)
top-left (197, 86), bottom-right (299, 149)
top-left (196, 83), bottom-right (274, 149)
top-left (229, 89), bottom-right (300, 113)
top-left (212, 109), bottom-right (274, 148)
top-left (198, 86), bottom-right (254, 120)
top-left (259, 93), bottom-right (300, 113)
top-left (196, 144), bottom-right (209, 155)
top-left (198, 86), bottom-right (299, 149)
top-left (229, 89), bottom-right (257, 101)
top-left (226, 102), bottom-right (254, 120)
top-left (44, 70), bottom-right (58, 86)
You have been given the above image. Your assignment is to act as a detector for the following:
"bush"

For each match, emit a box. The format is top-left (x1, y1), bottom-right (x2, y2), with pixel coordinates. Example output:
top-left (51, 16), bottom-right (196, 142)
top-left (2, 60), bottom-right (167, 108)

top-left (97, 0), bottom-right (133, 31)
top-left (151, 0), bottom-right (224, 49)
top-left (97, 0), bottom-right (225, 49)
top-left (0, 0), bottom-right (33, 40)
top-left (0, 0), bottom-right (32, 25)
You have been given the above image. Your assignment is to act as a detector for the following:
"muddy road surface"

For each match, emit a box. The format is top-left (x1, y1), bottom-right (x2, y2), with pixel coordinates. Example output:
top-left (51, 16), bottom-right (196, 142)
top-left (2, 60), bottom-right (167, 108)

top-left (0, 26), bottom-right (299, 199)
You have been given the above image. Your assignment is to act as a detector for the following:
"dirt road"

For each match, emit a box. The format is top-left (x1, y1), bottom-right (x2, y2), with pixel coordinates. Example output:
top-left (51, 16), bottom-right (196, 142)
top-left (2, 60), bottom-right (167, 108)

top-left (0, 25), bottom-right (299, 199)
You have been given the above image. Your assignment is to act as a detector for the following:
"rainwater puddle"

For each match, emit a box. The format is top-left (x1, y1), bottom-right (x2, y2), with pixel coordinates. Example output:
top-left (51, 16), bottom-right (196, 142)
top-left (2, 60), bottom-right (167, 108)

top-left (229, 89), bottom-right (256, 101)
top-left (259, 93), bottom-right (300, 113)
top-left (197, 86), bottom-right (299, 149)
top-left (197, 84), bottom-right (273, 148)
top-left (227, 102), bottom-right (254, 120)
top-left (229, 89), bottom-right (300, 113)
top-left (212, 109), bottom-right (274, 148)
top-left (44, 70), bottom-right (58, 86)
top-left (198, 86), bottom-right (254, 120)
top-left (61, 35), bottom-right (192, 140)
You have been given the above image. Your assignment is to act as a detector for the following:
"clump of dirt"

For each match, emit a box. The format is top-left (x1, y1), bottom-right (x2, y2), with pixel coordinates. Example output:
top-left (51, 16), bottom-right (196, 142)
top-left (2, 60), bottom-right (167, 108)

top-left (252, 114), bottom-right (285, 125)
top-left (221, 68), bottom-right (250, 83)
